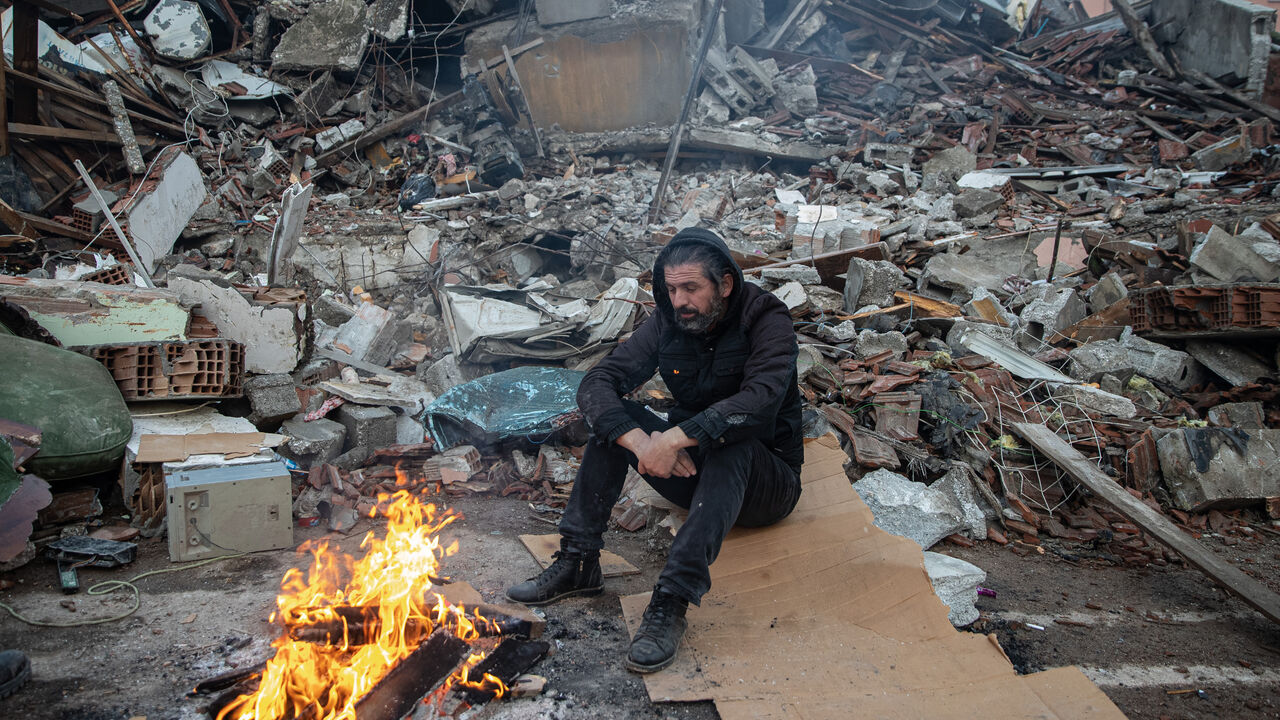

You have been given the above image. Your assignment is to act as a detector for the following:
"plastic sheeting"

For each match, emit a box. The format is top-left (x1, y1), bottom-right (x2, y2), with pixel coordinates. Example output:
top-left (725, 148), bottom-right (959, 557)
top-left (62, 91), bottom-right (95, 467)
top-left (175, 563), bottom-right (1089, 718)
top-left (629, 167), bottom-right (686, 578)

top-left (424, 366), bottom-right (586, 449)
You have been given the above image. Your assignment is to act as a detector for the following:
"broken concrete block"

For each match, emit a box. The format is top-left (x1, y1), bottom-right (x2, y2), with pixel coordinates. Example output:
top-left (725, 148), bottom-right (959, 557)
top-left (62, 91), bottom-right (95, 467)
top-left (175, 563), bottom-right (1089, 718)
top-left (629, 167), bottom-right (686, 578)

top-left (416, 354), bottom-right (468, 397)
top-left (853, 469), bottom-right (965, 549)
top-left (963, 287), bottom-right (1019, 328)
top-left (168, 278), bottom-right (304, 374)
top-left (336, 404), bottom-right (397, 455)
top-left (953, 188), bottom-right (1004, 219)
top-left (127, 151), bottom-right (206, 272)
top-left (865, 171), bottom-right (901, 197)
top-left (280, 415), bottom-right (347, 467)
top-left (922, 145), bottom-right (976, 181)
top-left (760, 266), bottom-right (821, 285)
top-left (1156, 428), bottom-right (1280, 511)
top-left (271, 0), bottom-right (369, 72)
top-left (367, 0), bottom-right (407, 40)
top-left (855, 330), bottom-right (908, 361)
top-left (314, 118), bottom-right (366, 152)
top-left (692, 88), bottom-right (730, 125)
top-left (1086, 272), bottom-right (1128, 310)
top-left (1185, 341), bottom-right (1275, 386)
top-left (1048, 382), bottom-right (1137, 420)
top-left (536, 0), bottom-right (613, 25)
top-left (326, 303), bottom-right (407, 367)
top-left (144, 0), bottom-right (211, 61)
top-left (923, 552), bottom-right (986, 627)
top-left (773, 64), bottom-right (818, 116)
top-left (845, 257), bottom-right (905, 310)
top-left (1207, 402), bottom-right (1266, 429)
top-left (1191, 134), bottom-right (1251, 171)
top-left (244, 374), bottom-right (302, 427)
top-left (931, 465), bottom-right (989, 538)
top-left (773, 282), bottom-right (810, 316)
top-left (1019, 287), bottom-right (1087, 342)
top-left (1067, 331), bottom-right (1206, 392)
top-left (864, 142), bottom-right (913, 167)
top-left (1189, 225), bottom-right (1280, 282)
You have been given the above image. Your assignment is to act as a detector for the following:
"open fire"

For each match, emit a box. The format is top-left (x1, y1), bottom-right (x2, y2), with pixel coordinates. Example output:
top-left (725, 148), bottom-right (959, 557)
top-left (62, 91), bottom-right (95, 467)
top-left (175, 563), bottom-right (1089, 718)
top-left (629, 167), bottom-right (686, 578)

top-left (215, 488), bottom-right (507, 720)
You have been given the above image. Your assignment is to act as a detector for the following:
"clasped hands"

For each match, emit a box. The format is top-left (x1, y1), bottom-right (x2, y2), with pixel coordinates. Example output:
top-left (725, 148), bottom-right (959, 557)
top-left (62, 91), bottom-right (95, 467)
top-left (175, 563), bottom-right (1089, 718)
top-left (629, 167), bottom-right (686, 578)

top-left (618, 427), bottom-right (698, 479)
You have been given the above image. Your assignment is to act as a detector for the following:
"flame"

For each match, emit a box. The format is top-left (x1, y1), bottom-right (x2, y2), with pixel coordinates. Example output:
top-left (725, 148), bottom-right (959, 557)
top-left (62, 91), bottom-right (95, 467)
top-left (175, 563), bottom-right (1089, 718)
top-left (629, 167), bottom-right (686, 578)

top-left (217, 491), bottom-right (506, 720)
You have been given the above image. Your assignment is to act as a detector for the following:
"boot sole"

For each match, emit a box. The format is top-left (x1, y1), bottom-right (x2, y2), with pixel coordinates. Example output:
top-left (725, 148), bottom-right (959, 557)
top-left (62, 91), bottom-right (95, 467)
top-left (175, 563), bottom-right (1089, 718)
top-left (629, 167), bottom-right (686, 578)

top-left (504, 585), bottom-right (603, 606)
top-left (0, 657), bottom-right (30, 700)
top-left (624, 652), bottom-right (678, 674)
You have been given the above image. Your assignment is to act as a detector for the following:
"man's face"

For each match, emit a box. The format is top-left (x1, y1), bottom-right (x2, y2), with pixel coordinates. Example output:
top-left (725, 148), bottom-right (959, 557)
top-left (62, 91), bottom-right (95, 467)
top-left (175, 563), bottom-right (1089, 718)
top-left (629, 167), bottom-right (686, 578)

top-left (664, 262), bottom-right (732, 334)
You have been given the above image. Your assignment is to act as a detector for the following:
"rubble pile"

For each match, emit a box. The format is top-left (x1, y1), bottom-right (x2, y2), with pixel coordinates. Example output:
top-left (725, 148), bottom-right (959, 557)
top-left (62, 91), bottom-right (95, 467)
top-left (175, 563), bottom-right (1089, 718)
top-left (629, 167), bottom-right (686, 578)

top-left (3, 0), bottom-right (1280, 630)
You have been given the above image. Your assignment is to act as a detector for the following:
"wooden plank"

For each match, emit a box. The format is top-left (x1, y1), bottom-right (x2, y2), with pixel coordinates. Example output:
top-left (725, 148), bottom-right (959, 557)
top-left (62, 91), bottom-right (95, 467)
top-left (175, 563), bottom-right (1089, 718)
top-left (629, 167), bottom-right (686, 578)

top-left (892, 290), bottom-right (961, 318)
top-left (350, 630), bottom-right (468, 720)
top-left (1012, 422), bottom-right (1280, 627)
top-left (11, 66), bottom-right (185, 136)
top-left (1112, 0), bottom-right (1176, 79)
top-left (8, 122), bottom-right (151, 146)
top-left (11, 1), bottom-right (38, 124)
top-left (0, 54), bottom-right (8, 157)
top-left (742, 243), bottom-right (888, 291)
top-left (0, 196), bottom-right (37, 239)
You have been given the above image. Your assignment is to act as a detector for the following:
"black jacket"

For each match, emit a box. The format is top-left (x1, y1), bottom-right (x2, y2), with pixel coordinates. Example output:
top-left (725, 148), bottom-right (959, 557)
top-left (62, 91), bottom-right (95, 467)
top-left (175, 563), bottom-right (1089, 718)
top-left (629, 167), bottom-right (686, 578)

top-left (576, 228), bottom-right (804, 473)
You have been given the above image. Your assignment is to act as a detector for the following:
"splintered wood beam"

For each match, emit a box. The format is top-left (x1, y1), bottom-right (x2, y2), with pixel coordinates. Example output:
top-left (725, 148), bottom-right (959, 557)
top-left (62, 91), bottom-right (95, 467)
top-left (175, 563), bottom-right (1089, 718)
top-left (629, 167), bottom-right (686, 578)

top-left (1112, 0), bottom-right (1175, 79)
top-left (11, 2), bottom-right (38, 124)
top-left (1012, 423), bottom-right (1280, 627)
top-left (352, 630), bottom-right (469, 720)
top-left (459, 638), bottom-right (551, 705)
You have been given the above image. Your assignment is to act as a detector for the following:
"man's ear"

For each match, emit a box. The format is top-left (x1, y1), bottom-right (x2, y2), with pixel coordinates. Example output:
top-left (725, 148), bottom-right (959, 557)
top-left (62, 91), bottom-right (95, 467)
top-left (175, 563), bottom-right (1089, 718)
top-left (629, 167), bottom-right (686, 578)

top-left (720, 273), bottom-right (733, 298)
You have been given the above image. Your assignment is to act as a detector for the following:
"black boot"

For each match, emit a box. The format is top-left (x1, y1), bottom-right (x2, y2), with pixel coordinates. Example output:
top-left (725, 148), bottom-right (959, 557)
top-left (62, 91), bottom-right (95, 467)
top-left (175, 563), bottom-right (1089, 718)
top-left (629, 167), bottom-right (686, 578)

top-left (0, 650), bottom-right (30, 699)
top-left (625, 588), bottom-right (688, 673)
top-left (505, 547), bottom-right (603, 605)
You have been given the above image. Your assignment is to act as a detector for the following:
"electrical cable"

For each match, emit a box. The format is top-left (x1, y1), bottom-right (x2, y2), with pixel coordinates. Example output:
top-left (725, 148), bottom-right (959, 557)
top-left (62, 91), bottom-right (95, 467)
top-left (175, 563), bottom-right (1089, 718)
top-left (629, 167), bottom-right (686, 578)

top-left (0, 552), bottom-right (246, 629)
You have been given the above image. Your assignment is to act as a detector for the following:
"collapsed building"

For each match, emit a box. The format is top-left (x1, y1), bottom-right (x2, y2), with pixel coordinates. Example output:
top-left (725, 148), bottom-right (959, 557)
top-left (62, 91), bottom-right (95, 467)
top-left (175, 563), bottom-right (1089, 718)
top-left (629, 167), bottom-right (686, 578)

top-left (1, 0), bottom-right (1280, 717)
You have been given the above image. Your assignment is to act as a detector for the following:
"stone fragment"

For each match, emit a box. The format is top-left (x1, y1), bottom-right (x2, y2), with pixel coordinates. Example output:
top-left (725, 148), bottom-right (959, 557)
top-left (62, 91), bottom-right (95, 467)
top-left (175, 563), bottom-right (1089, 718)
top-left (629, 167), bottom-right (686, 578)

top-left (923, 552), bottom-right (986, 627)
top-left (336, 403), bottom-right (396, 455)
top-left (127, 151), bottom-right (206, 272)
top-left (1156, 428), bottom-right (1280, 511)
top-left (1049, 383), bottom-right (1137, 420)
top-left (853, 469), bottom-right (965, 549)
top-left (1191, 134), bottom-right (1251, 171)
top-left (760, 266), bottom-right (821, 285)
top-left (922, 145), bottom-right (976, 181)
top-left (953, 188), bottom-right (1004, 219)
top-left (1019, 287), bottom-right (1087, 342)
top-left (855, 330), bottom-right (908, 361)
top-left (244, 374), bottom-right (302, 427)
top-left (326, 303), bottom-right (408, 367)
top-left (773, 281), bottom-right (810, 316)
top-left (1207, 402), bottom-right (1266, 429)
top-left (280, 415), bottom-right (347, 467)
top-left (272, 0), bottom-right (369, 72)
top-left (845, 257), bottom-right (905, 310)
top-left (1086, 272), bottom-right (1128, 310)
top-left (1068, 331), bottom-right (1206, 392)
top-left (773, 64), bottom-right (818, 115)
top-left (1189, 225), bottom-right (1280, 282)
top-left (931, 465), bottom-right (989, 538)
top-left (1185, 341), bottom-right (1275, 386)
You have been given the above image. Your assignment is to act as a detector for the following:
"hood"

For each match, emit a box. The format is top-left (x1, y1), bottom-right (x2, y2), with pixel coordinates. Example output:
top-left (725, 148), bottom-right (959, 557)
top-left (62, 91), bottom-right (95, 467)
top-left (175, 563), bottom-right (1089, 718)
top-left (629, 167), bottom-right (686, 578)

top-left (652, 228), bottom-right (745, 330)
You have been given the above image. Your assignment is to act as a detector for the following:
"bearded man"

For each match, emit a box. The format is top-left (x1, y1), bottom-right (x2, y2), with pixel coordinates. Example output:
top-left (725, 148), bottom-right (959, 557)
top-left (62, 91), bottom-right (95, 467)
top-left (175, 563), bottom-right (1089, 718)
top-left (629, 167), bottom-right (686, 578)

top-left (506, 228), bottom-right (804, 672)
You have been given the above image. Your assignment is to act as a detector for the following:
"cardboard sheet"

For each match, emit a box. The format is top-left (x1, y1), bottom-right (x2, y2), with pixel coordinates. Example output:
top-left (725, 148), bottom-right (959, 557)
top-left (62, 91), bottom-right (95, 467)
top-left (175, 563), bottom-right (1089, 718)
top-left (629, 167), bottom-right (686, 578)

top-left (135, 432), bottom-right (283, 462)
top-left (519, 533), bottom-right (640, 577)
top-left (621, 435), bottom-right (1126, 719)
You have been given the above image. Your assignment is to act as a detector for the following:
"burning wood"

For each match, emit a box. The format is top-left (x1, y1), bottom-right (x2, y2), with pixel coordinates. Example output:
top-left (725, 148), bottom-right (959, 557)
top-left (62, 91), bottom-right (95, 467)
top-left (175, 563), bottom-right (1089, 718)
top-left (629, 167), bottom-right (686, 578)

top-left (210, 491), bottom-right (531, 720)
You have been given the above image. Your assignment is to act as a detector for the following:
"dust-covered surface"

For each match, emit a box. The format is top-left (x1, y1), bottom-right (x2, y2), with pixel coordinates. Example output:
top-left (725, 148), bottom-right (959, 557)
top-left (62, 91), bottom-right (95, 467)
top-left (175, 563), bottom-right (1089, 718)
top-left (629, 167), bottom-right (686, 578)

top-left (1, 489), bottom-right (1277, 719)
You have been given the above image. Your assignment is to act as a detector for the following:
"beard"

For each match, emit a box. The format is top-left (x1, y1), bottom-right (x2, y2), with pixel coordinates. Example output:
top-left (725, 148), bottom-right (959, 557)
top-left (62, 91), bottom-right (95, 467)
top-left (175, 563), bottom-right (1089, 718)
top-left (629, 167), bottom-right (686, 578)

top-left (673, 291), bottom-right (727, 335)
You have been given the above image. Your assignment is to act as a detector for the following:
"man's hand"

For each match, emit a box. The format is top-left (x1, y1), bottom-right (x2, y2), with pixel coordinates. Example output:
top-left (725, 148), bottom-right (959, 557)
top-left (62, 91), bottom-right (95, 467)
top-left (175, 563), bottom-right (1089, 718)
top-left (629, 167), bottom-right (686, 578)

top-left (617, 427), bottom-right (698, 479)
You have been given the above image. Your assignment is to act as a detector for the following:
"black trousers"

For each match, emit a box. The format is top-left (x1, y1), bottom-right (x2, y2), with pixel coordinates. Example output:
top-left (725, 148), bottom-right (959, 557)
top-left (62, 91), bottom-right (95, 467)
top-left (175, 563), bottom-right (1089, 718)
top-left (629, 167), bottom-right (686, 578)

top-left (559, 400), bottom-right (802, 605)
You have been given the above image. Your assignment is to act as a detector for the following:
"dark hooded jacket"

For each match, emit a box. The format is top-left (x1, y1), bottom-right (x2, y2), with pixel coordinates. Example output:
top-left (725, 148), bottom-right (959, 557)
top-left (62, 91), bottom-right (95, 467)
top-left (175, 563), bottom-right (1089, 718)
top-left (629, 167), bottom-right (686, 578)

top-left (576, 228), bottom-right (804, 473)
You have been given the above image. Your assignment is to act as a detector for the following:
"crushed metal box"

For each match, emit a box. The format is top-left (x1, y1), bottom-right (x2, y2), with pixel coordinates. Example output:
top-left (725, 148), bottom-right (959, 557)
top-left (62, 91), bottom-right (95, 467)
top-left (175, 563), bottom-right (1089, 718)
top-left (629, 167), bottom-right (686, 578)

top-left (165, 462), bottom-right (293, 562)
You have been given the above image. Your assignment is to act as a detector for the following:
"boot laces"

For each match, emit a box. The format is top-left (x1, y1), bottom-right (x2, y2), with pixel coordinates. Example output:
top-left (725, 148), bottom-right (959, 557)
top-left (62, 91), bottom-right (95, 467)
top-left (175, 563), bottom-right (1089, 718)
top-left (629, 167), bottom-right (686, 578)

top-left (641, 591), bottom-right (684, 629)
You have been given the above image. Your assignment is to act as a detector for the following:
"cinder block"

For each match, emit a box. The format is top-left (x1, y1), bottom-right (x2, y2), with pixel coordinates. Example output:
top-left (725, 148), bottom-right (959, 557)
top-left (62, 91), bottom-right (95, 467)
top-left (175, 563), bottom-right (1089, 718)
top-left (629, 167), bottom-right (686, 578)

top-left (244, 374), bottom-right (302, 427)
top-left (280, 415), bottom-right (346, 468)
top-left (336, 404), bottom-right (397, 455)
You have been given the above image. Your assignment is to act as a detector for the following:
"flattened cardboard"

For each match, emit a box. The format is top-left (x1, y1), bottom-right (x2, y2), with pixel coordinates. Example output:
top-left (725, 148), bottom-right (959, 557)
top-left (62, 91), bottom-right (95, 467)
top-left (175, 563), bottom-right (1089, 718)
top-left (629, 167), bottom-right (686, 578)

top-left (519, 533), bottom-right (640, 577)
top-left (136, 432), bottom-right (283, 462)
top-left (621, 435), bottom-right (1126, 719)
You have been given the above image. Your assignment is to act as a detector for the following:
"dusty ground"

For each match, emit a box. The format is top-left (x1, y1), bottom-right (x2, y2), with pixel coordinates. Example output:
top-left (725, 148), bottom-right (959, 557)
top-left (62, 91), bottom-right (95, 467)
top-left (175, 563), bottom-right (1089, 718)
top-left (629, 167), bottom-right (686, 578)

top-left (0, 488), bottom-right (1277, 720)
